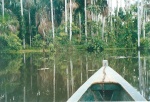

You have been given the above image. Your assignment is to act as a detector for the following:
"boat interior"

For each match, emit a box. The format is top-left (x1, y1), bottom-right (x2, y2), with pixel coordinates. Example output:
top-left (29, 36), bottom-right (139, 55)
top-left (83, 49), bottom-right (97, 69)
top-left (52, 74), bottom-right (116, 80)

top-left (79, 83), bottom-right (134, 101)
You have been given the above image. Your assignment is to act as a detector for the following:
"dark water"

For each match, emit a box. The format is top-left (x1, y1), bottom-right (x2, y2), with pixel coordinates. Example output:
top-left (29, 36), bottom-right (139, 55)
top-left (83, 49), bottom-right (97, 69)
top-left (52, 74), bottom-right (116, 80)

top-left (0, 50), bottom-right (149, 102)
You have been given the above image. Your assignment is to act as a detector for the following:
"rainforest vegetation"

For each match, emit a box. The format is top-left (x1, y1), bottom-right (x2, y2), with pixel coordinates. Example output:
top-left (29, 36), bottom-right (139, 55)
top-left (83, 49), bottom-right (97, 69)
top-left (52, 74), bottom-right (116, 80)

top-left (0, 0), bottom-right (150, 52)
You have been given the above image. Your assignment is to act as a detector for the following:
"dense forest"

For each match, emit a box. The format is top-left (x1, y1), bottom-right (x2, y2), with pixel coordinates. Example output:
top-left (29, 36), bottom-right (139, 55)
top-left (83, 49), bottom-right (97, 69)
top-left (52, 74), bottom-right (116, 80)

top-left (0, 0), bottom-right (150, 52)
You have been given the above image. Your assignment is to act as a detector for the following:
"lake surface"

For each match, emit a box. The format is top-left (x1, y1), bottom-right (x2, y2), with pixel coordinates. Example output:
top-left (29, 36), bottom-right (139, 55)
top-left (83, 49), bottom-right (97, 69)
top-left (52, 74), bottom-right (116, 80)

top-left (0, 50), bottom-right (149, 102)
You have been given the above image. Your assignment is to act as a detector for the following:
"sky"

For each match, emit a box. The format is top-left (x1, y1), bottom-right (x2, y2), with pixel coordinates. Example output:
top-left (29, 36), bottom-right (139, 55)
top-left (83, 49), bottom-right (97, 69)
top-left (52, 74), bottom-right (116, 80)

top-left (109, 0), bottom-right (137, 12)
top-left (111, 0), bottom-right (136, 8)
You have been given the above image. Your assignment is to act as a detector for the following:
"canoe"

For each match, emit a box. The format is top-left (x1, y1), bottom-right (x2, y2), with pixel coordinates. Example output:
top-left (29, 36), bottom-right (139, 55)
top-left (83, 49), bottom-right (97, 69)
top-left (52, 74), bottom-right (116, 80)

top-left (67, 60), bottom-right (147, 101)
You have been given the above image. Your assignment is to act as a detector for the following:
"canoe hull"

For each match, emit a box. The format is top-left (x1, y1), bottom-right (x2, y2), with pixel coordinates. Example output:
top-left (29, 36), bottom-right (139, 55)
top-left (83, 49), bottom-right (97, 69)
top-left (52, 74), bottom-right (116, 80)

top-left (67, 60), bottom-right (147, 101)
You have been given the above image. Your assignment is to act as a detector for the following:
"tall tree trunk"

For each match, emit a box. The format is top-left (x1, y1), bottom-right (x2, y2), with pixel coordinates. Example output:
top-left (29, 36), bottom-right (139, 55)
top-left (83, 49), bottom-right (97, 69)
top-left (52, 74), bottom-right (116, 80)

top-left (65, 0), bottom-right (68, 35)
top-left (91, 0), bottom-right (93, 21)
top-left (20, 0), bottom-right (25, 49)
top-left (110, 0), bottom-right (112, 31)
top-left (50, 0), bottom-right (55, 40)
top-left (23, 87), bottom-right (26, 102)
top-left (94, 1), bottom-right (97, 21)
top-left (143, 8), bottom-right (146, 39)
top-left (108, 0), bottom-right (113, 31)
top-left (95, 5), bottom-right (98, 36)
top-left (138, 0), bottom-right (142, 48)
top-left (29, 9), bottom-right (32, 47)
top-left (9, 0), bottom-right (12, 5)
top-left (5, 87), bottom-right (7, 102)
top-left (85, 0), bottom-right (87, 42)
top-left (116, 0), bottom-right (119, 16)
top-left (79, 13), bottom-right (82, 40)
top-left (91, 0), bottom-right (94, 38)
top-left (102, 16), bottom-right (106, 40)
top-left (145, 9), bottom-right (147, 22)
top-left (142, 0), bottom-right (145, 39)
top-left (2, 0), bottom-right (4, 19)
top-left (69, 0), bottom-right (72, 41)
top-left (21, 0), bottom-right (23, 16)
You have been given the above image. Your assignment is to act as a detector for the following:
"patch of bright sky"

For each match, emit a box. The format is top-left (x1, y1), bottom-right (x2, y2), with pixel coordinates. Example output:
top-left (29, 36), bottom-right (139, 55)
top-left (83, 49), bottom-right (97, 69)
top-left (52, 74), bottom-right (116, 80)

top-left (111, 0), bottom-right (125, 8)
top-left (110, 0), bottom-right (136, 11)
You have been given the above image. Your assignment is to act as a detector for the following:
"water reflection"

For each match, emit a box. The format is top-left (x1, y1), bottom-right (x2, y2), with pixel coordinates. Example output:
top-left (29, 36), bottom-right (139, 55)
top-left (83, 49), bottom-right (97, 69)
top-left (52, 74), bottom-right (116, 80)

top-left (138, 51), bottom-right (150, 100)
top-left (53, 58), bottom-right (55, 102)
top-left (0, 50), bottom-right (149, 101)
top-left (66, 66), bottom-right (69, 99)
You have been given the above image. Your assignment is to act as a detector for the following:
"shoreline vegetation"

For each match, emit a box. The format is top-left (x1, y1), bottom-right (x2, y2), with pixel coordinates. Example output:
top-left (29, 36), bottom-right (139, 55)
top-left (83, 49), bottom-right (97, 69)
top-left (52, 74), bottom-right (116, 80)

top-left (0, 1), bottom-right (150, 54)
top-left (1, 45), bottom-right (149, 54)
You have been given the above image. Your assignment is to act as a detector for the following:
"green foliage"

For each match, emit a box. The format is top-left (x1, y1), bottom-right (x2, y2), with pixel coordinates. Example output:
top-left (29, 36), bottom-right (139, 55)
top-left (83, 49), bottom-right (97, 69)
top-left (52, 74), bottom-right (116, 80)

top-left (140, 38), bottom-right (150, 49)
top-left (106, 11), bottom-right (137, 48)
top-left (0, 14), bottom-right (19, 34)
top-left (55, 23), bottom-right (80, 45)
top-left (49, 43), bottom-right (55, 52)
top-left (145, 22), bottom-right (150, 38)
top-left (96, 0), bottom-right (108, 14)
top-left (55, 34), bottom-right (68, 45)
top-left (118, 8), bottom-right (125, 20)
top-left (32, 34), bottom-right (43, 47)
top-left (0, 33), bottom-right (22, 51)
top-left (0, 13), bottom-right (21, 51)
top-left (86, 37), bottom-right (106, 52)
top-left (55, 24), bottom-right (68, 45)
top-left (88, 21), bottom-right (101, 34)
top-left (87, 5), bottom-right (101, 14)
top-left (0, 53), bottom-right (22, 93)
top-left (0, 0), bottom-right (140, 51)
top-left (72, 23), bottom-right (80, 35)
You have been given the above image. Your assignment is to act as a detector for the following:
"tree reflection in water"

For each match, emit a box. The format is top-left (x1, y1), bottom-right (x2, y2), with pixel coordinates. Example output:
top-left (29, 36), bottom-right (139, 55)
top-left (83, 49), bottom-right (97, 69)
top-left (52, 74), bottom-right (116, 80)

top-left (0, 50), bottom-right (149, 101)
